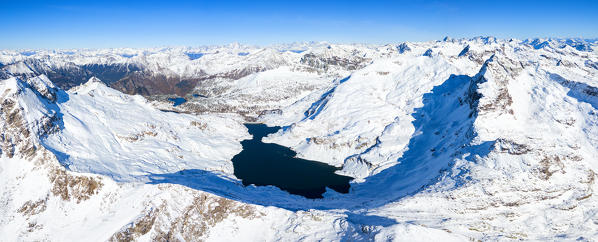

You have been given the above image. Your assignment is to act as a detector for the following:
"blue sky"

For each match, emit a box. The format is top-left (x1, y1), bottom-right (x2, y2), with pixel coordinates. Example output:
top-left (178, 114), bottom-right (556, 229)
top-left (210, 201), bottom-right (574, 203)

top-left (2, 0), bottom-right (598, 49)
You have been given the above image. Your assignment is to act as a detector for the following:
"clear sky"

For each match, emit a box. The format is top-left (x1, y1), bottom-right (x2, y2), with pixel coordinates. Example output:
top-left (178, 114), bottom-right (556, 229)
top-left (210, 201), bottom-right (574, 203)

top-left (2, 0), bottom-right (598, 49)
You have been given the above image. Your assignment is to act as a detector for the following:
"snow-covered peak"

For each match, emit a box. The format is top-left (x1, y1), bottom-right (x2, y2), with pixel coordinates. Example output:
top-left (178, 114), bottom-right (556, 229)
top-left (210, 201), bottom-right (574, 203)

top-left (0, 76), bottom-right (21, 93)
top-left (69, 76), bottom-right (110, 94)
top-left (87, 76), bottom-right (102, 83)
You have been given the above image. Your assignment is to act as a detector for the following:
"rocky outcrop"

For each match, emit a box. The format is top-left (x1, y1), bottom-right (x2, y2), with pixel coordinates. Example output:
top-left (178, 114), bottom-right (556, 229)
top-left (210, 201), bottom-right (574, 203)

top-left (300, 53), bottom-right (370, 71)
top-left (110, 193), bottom-right (260, 241)
top-left (397, 43), bottom-right (411, 54)
top-left (0, 76), bottom-right (104, 202)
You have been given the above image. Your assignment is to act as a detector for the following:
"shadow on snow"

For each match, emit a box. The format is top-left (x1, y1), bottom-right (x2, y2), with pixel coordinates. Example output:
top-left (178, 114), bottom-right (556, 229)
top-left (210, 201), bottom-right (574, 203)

top-left (39, 66), bottom-right (496, 226)
top-left (549, 72), bottom-right (598, 110)
top-left (146, 71), bottom-right (495, 214)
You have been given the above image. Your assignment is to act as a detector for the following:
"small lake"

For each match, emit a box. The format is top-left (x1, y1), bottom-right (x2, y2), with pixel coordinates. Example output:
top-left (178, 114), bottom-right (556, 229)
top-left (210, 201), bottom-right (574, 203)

top-left (232, 123), bottom-right (352, 198)
top-left (168, 97), bottom-right (187, 106)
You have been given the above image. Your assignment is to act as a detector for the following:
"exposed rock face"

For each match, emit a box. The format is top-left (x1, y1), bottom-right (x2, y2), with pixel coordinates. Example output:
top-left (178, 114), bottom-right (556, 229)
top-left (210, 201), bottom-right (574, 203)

top-left (458, 45), bottom-right (470, 57)
top-left (299, 53), bottom-right (370, 71)
top-left (110, 72), bottom-right (204, 96)
top-left (0, 78), bottom-right (56, 159)
top-left (473, 54), bottom-right (517, 115)
top-left (0, 77), bottom-right (105, 227)
top-left (422, 49), bottom-right (433, 57)
top-left (397, 42), bottom-right (411, 53)
top-left (110, 193), bottom-right (260, 241)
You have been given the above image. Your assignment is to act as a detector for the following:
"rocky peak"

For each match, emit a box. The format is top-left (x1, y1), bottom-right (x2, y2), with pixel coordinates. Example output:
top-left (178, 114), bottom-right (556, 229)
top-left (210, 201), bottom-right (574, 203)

top-left (397, 43), bottom-right (411, 54)
top-left (458, 45), bottom-right (470, 57)
top-left (422, 49), bottom-right (433, 57)
top-left (0, 76), bottom-right (59, 159)
top-left (25, 74), bottom-right (58, 102)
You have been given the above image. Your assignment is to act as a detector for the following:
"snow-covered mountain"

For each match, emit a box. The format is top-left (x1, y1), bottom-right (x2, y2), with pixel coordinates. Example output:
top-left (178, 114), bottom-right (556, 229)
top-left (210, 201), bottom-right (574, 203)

top-left (1, 37), bottom-right (598, 241)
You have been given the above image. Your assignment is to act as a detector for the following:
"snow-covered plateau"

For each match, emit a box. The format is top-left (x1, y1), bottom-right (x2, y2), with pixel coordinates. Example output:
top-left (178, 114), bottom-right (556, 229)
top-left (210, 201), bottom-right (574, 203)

top-left (1, 37), bottom-right (598, 241)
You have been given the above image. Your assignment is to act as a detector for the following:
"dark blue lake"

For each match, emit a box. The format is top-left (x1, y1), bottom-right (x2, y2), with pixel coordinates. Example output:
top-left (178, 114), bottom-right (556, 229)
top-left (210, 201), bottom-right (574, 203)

top-left (168, 97), bottom-right (187, 106)
top-left (232, 123), bottom-right (352, 198)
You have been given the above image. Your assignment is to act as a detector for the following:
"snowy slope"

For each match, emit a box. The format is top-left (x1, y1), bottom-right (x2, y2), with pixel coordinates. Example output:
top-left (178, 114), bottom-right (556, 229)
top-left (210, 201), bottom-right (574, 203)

top-left (1, 75), bottom-right (420, 241)
top-left (42, 77), bottom-right (248, 181)
top-left (1, 37), bottom-right (598, 241)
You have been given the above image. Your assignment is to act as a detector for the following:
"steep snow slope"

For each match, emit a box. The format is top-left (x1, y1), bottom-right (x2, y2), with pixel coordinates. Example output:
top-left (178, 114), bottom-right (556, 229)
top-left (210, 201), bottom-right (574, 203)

top-left (1, 37), bottom-right (598, 240)
top-left (263, 53), bottom-right (476, 177)
top-left (42, 76), bottom-right (248, 181)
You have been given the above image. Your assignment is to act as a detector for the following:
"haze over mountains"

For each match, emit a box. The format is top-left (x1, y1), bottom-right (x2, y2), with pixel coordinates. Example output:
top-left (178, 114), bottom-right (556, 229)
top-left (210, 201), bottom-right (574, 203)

top-left (1, 37), bottom-right (598, 240)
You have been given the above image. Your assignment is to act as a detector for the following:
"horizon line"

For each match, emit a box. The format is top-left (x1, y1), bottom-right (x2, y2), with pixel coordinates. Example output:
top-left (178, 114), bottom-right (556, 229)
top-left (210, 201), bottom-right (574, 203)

top-left (2, 36), bottom-right (598, 52)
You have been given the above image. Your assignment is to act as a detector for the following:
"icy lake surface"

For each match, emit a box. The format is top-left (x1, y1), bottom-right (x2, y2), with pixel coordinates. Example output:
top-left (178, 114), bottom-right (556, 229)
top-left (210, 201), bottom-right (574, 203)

top-left (232, 123), bottom-right (352, 198)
